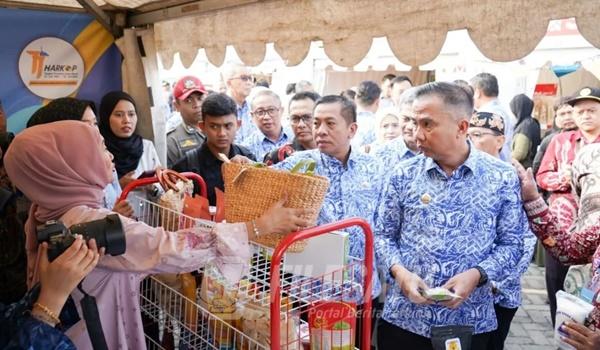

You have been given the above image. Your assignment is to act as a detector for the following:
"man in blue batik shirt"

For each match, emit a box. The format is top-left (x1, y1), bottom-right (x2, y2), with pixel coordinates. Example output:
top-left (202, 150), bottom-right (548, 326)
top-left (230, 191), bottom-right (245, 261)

top-left (273, 95), bottom-right (383, 308)
top-left (467, 111), bottom-right (537, 350)
top-left (242, 90), bottom-right (293, 161)
top-left (374, 82), bottom-right (528, 350)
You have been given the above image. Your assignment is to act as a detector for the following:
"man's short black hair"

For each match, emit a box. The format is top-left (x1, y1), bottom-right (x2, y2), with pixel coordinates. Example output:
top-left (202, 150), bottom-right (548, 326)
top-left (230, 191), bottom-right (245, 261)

top-left (382, 74), bottom-right (396, 83)
top-left (256, 79), bottom-right (270, 88)
top-left (285, 82), bottom-right (296, 95)
top-left (413, 82), bottom-right (474, 120)
top-left (470, 73), bottom-right (499, 97)
top-left (453, 79), bottom-right (474, 98)
top-left (289, 91), bottom-right (321, 109)
top-left (201, 93), bottom-right (237, 118)
top-left (356, 80), bottom-right (381, 106)
top-left (340, 89), bottom-right (356, 100)
top-left (391, 75), bottom-right (413, 87)
top-left (315, 95), bottom-right (356, 124)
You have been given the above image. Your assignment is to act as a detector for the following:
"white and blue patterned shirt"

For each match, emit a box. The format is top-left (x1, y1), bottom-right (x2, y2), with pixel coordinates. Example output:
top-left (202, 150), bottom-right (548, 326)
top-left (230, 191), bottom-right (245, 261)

top-left (242, 127), bottom-right (293, 161)
top-left (373, 137), bottom-right (419, 165)
top-left (234, 100), bottom-right (257, 144)
top-left (374, 146), bottom-right (527, 337)
top-left (103, 169), bottom-right (122, 210)
top-left (273, 148), bottom-right (383, 299)
top-left (352, 111), bottom-right (377, 149)
top-left (493, 228), bottom-right (536, 309)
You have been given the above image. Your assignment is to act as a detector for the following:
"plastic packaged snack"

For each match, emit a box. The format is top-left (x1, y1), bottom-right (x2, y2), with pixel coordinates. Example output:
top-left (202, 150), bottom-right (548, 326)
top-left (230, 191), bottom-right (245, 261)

top-left (422, 287), bottom-right (462, 302)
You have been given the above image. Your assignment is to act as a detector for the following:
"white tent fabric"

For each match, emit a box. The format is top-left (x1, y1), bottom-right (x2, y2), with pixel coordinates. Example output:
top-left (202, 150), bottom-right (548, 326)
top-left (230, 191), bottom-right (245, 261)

top-left (153, 0), bottom-right (600, 68)
top-left (9, 0), bottom-right (160, 9)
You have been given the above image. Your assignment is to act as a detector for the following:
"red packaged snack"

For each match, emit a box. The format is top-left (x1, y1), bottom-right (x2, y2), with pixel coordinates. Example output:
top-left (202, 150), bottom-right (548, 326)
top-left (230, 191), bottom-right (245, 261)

top-left (308, 301), bottom-right (356, 350)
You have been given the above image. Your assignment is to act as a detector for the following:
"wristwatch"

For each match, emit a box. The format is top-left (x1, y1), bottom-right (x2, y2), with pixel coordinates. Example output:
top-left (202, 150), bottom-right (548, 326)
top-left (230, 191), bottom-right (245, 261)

top-left (474, 266), bottom-right (488, 287)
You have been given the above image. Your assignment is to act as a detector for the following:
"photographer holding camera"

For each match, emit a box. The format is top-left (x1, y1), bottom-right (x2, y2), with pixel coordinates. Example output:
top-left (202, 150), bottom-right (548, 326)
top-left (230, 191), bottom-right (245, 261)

top-left (0, 235), bottom-right (100, 349)
top-left (4, 120), bottom-right (314, 349)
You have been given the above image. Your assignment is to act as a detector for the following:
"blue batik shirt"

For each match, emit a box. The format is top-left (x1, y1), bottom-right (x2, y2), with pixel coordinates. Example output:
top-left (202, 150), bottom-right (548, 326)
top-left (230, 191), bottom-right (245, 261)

top-left (234, 99), bottom-right (257, 144)
top-left (493, 227), bottom-right (536, 309)
top-left (103, 169), bottom-right (122, 210)
top-left (243, 127), bottom-right (293, 161)
top-left (352, 111), bottom-right (377, 149)
top-left (373, 137), bottom-right (419, 165)
top-left (1, 285), bottom-right (76, 349)
top-left (274, 148), bottom-right (383, 299)
top-left (374, 146), bottom-right (527, 337)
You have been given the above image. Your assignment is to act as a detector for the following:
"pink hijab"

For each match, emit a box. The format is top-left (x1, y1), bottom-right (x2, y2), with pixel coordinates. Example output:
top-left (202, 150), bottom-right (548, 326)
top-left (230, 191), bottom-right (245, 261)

top-left (4, 120), bottom-right (113, 286)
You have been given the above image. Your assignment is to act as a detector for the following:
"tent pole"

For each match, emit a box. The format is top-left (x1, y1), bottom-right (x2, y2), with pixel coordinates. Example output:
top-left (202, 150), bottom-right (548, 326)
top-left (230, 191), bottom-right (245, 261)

top-left (75, 0), bottom-right (121, 37)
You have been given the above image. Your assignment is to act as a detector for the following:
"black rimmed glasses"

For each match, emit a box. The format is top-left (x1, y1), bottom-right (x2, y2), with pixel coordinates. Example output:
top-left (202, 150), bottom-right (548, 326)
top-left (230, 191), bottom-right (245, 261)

top-left (290, 114), bottom-right (313, 125)
top-left (467, 131), bottom-right (498, 140)
top-left (252, 107), bottom-right (279, 118)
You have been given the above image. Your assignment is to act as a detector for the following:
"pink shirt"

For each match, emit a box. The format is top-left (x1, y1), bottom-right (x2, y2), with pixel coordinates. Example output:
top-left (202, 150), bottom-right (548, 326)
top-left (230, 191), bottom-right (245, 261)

top-left (59, 206), bottom-right (250, 349)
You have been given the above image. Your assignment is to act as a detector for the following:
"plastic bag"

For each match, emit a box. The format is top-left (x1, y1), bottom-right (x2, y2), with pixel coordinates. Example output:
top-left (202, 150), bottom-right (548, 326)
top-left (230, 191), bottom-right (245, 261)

top-left (555, 290), bottom-right (594, 350)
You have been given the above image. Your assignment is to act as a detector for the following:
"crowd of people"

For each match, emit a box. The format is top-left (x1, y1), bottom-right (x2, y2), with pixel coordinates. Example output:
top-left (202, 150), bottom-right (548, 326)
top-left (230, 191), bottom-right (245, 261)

top-left (1, 63), bottom-right (600, 350)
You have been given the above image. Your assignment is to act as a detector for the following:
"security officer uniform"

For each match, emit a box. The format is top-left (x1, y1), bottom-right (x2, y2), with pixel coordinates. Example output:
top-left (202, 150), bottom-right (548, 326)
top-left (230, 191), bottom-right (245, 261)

top-left (166, 122), bottom-right (206, 167)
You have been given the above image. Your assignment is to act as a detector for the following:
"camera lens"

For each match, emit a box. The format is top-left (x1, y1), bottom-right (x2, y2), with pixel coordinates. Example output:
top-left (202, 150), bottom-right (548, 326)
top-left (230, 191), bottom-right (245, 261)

top-left (70, 214), bottom-right (126, 256)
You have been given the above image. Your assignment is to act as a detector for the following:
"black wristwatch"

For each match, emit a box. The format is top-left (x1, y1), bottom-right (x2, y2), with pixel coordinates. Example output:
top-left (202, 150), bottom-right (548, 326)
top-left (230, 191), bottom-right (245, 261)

top-left (474, 266), bottom-right (488, 287)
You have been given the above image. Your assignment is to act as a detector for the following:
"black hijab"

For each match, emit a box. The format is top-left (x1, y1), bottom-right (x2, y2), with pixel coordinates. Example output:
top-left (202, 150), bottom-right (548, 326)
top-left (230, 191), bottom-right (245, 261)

top-left (99, 91), bottom-right (143, 178)
top-left (511, 93), bottom-right (541, 151)
top-left (27, 97), bottom-right (96, 128)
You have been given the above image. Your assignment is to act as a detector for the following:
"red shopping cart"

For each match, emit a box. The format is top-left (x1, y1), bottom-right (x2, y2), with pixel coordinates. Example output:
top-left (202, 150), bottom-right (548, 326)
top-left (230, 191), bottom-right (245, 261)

top-left (268, 218), bottom-right (374, 350)
top-left (120, 173), bottom-right (374, 350)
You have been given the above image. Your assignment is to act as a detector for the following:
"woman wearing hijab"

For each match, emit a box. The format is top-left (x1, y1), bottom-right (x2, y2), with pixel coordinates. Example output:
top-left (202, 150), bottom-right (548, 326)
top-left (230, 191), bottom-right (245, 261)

top-left (4, 120), bottom-right (314, 349)
top-left (364, 108), bottom-right (402, 153)
top-left (514, 144), bottom-right (600, 350)
top-left (27, 97), bottom-right (130, 215)
top-left (26, 97), bottom-right (97, 128)
top-left (99, 91), bottom-right (161, 190)
top-left (510, 94), bottom-right (541, 169)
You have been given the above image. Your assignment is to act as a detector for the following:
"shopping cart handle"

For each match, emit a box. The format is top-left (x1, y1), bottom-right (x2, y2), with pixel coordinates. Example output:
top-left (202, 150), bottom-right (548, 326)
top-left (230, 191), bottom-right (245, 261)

top-left (118, 172), bottom-right (208, 202)
top-left (269, 217), bottom-right (374, 350)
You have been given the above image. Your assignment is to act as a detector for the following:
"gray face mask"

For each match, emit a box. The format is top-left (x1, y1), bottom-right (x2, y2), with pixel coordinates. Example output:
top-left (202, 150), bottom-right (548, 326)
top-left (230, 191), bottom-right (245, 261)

top-left (571, 144), bottom-right (600, 228)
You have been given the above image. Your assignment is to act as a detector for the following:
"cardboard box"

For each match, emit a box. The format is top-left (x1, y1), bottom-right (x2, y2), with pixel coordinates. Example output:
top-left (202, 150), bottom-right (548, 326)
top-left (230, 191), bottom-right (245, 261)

top-left (283, 231), bottom-right (349, 283)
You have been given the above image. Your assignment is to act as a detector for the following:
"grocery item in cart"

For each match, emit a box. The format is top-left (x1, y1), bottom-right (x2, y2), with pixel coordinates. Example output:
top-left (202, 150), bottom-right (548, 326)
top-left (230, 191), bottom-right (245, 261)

top-left (200, 264), bottom-right (238, 314)
top-left (308, 301), bottom-right (356, 350)
top-left (153, 273), bottom-right (199, 332)
top-left (158, 179), bottom-right (194, 230)
top-left (222, 158), bottom-right (329, 252)
top-left (206, 309), bottom-right (241, 350)
top-left (238, 294), bottom-right (300, 350)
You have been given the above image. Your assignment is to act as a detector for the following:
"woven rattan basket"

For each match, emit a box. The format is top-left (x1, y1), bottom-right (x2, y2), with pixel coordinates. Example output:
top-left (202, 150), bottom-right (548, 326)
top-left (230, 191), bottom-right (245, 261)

top-left (222, 162), bottom-right (329, 252)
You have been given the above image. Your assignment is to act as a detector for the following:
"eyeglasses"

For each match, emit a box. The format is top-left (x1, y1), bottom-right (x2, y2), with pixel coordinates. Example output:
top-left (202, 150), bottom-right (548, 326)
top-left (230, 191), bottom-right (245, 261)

top-left (230, 75), bottom-right (253, 82)
top-left (290, 114), bottom-right (313, 125)
top-left (468, 131), bottom-right (498, 139)
top-left (252, 107), bottom-right (279, 118)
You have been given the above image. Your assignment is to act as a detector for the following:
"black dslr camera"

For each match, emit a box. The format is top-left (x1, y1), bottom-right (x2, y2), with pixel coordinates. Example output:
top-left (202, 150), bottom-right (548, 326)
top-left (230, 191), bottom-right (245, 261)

top-left (37, 214), bottom-right (126, 261)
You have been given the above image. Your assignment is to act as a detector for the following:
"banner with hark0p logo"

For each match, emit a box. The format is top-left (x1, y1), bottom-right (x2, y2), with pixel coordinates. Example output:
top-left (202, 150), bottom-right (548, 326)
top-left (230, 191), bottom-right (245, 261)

top-left (0, 8), bottom-right (122, 134)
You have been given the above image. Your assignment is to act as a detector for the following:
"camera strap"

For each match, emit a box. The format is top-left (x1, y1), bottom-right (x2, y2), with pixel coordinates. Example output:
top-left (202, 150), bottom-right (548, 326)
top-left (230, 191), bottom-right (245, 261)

top-left (78, 281), bottom-right (108, 350)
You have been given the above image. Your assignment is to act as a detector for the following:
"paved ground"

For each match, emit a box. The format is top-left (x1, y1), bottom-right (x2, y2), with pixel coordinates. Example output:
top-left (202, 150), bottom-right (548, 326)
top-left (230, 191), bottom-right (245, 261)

top-left (505, 264), bottom-right (556, 350)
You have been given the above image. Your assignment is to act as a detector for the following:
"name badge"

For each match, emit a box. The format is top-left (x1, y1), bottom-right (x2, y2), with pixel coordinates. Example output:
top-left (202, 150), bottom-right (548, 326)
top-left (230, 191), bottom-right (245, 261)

top-left (421, 193), bottom-right (432, 204)
top-left (180, 139), bottom-right (198, 148)
top-left (445, 338), bottom-right (462, 350)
